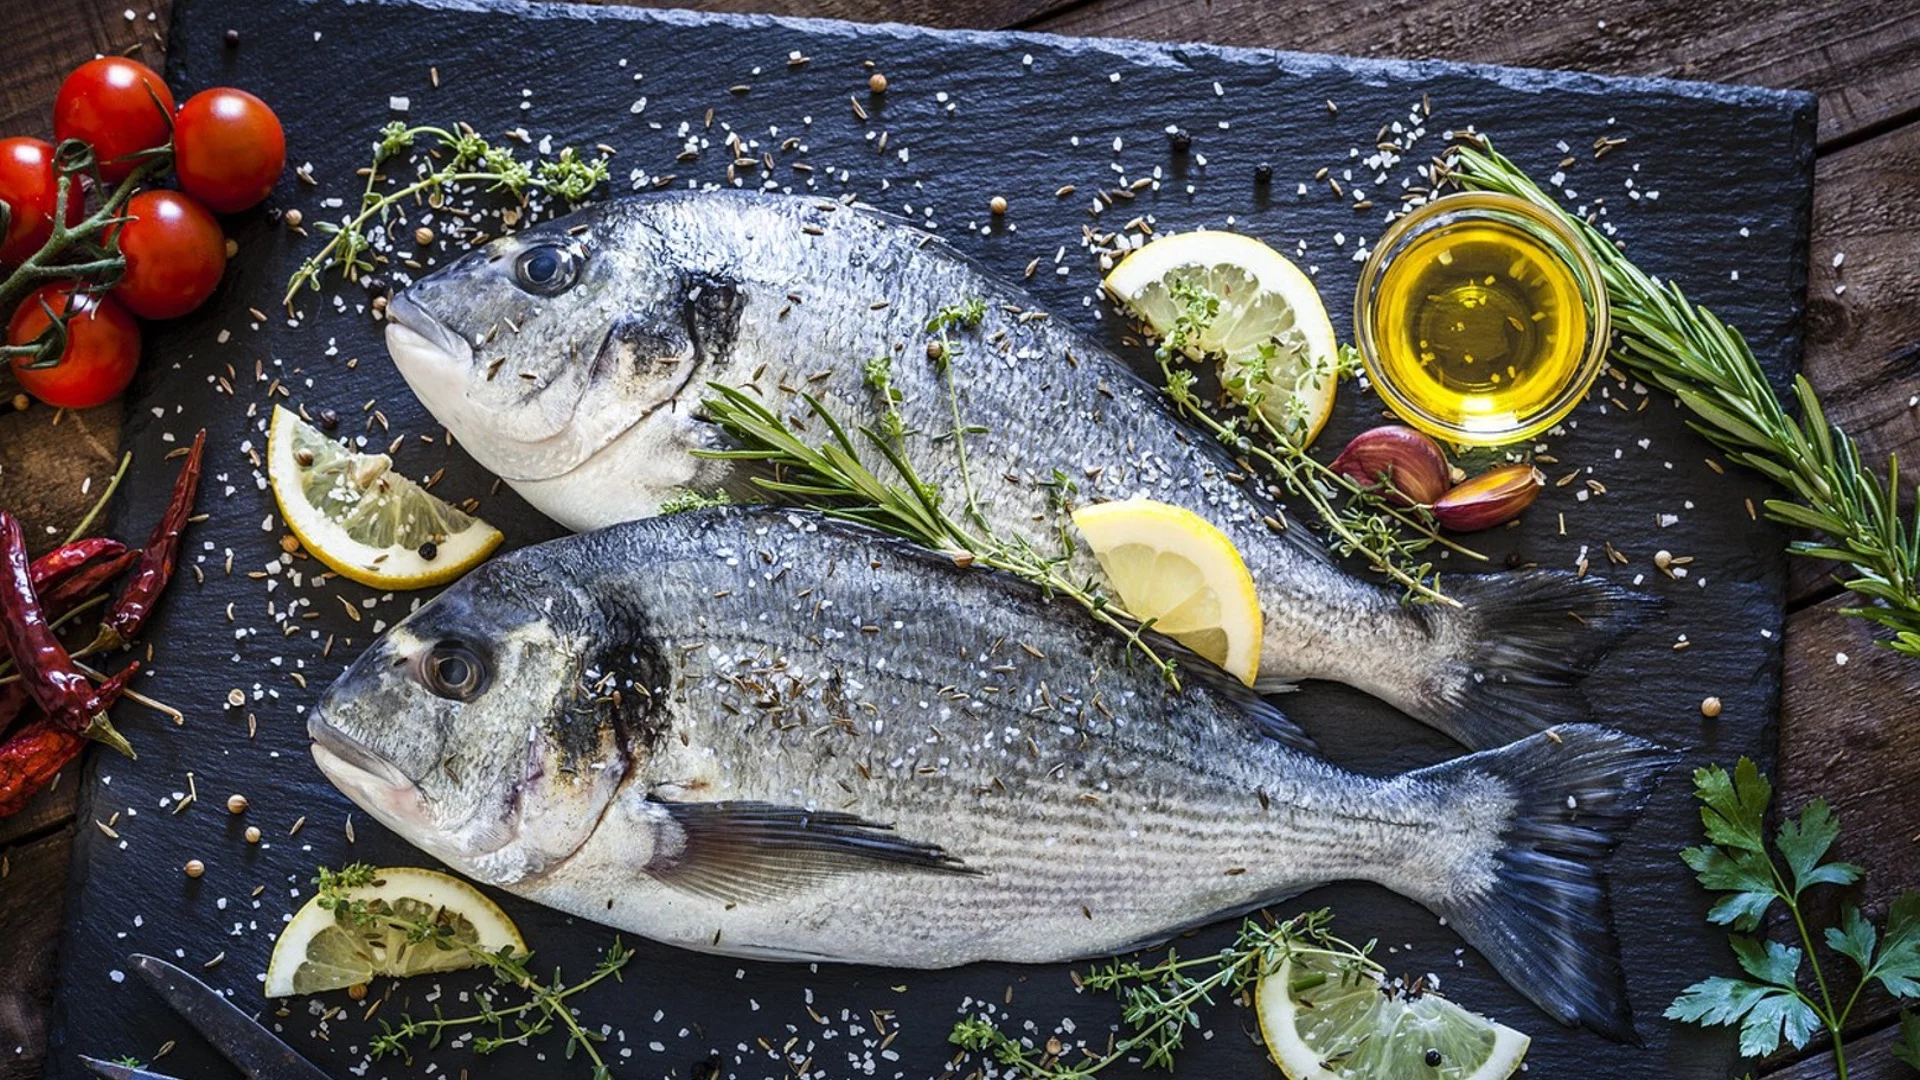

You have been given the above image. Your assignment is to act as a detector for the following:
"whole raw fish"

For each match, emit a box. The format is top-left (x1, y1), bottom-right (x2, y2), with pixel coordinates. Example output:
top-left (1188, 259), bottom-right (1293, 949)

top-left (383, 191), bottom-right (1652, 748)
top-left (311, 506), bottom-right (1668, 1038)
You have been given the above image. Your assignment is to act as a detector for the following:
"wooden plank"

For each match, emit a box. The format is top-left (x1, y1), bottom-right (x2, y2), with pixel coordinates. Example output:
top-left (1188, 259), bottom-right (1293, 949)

top-left (0, 827), bottom-right (75, 1080)
top-left (1766, 1018), bottom-right (1912, 1079)
top-left (1786, 118), bottom-right (1920, 603)
top-left (1033, 0), bottom-right (1920, 148)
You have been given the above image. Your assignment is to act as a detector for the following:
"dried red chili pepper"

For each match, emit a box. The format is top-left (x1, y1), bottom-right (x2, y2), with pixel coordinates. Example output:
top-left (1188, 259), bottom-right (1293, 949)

top-left (93, 429), bottom-right (205, 652)
top-left (1, 548), bottom-right (140, 737)
top-left (0, 661), bottom-right (138, 816)
top-left (0, 721), bottom-right (83, 817)
top-left (0, 513), bottom-right (131, 757)
top-left (31, 538), bottom-right (128, 594)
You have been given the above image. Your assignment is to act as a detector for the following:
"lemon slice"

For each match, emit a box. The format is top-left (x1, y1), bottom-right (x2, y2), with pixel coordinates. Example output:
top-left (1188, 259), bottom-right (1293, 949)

top-left (265, 866), bottom-right (527, 997)
top-left (1069, 499), bottom-right (1262, 686)
top-left (1105, 230), bottom-right (1341, 447)
top-left (267, 404), bottom-right (502, 589)
top-left (1256, 952), bottom-right (1531, 1080)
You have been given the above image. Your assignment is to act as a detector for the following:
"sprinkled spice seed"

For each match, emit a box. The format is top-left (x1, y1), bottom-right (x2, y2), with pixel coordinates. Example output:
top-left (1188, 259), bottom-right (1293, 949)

top-left (989, 196), bottom-right (1007, 215)
top-left (868, 72), bottom-right (888, 93)
top-left (227, 794), bottom-right (248, 814)
top-left (1701, 696), bottom-right (1723, 718)
top-left (183, 859), bottom-right (204, 878)
top-left (244, 826), bottom-right (261, 844)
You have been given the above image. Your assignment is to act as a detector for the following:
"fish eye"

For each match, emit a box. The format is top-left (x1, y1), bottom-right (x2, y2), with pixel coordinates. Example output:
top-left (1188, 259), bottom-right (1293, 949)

top-left (513, 243), bottom-right (581, 296)
top-left (418, 641), bottom-right (490, 702)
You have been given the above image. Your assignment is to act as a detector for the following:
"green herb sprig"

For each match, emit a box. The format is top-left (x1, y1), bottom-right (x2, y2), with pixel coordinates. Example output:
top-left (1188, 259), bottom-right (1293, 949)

top-left (698, 299), bottom-right (1181, 686)
top-left (284, 122), bottom-right (610, 306)
top-left (1453, 139), bottom-right (1920, 656)
top-left (314, 865), bottom-right (632, 1078)
top-left (1148, 279), bottom-right (1485, 605)
top-left (949, 910), bottom-right (1376, 1078)
top-left (1664, 761), bottom-right (1920, 1077)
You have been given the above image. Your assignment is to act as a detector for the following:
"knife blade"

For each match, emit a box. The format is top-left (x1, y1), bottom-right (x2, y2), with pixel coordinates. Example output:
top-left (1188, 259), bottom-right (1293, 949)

top-left (128, 954), bottom-right (330, 1080)
top-left (78, 1055), bottom-right (184, 1080)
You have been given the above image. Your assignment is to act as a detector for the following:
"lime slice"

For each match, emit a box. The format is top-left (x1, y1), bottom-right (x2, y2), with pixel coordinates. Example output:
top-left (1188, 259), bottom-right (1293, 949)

top-left (1070, 498), bottom-right (1262, 686)
top-left (267, 404), bottom-right (502, 589)
top-left (265, 866), bottom-right (527, 997)
top-left (1256, 951), bottom-right (1531, 1080)
top-left (1105, 230), bottom-right (1341, 447)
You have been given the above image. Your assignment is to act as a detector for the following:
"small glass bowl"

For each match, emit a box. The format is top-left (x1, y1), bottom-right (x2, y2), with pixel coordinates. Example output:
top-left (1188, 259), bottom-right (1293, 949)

top-left (1353, 191), bottom-right (1610, 446)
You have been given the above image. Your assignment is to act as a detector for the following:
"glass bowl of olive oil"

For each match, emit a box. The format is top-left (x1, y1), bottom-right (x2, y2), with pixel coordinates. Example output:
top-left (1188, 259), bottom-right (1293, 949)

top-left (1354, 192), bottom-right (1610, 446)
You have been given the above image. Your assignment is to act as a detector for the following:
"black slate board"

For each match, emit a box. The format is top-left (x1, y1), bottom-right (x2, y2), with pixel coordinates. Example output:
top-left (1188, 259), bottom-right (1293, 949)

top-left (46, 1), bottom-right (1814, 1077)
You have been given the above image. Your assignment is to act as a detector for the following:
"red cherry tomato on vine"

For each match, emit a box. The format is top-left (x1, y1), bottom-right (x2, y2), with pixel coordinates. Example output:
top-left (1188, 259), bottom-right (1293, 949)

top-left (110, 190), bottom-right (226, 319)
top-left (173, 88), bottom-right (284, 213)
top-left (7, 283), bottom-right (141, 409)
top-left (0, 137), bottom-right (84, 266)
top-left (52, 58), bottom-right (177, 183)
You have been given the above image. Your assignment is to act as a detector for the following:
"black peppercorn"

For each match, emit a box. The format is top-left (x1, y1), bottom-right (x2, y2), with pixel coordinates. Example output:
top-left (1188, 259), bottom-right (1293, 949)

top-left (1168, 129), bottom-right (1191, 154)
top-left (1425, 1049), bottom-right (1443, 1067)
top-left (317, 408), bottom-right (339, 431)
top-left (224, 29), bottom-right (240, 46)
top-left (362, 275), bottom-right (388, 295)
top-left (418, 541), bottom-right (439, 561)
top-left (1254, 162), bottom-right (1274, 184)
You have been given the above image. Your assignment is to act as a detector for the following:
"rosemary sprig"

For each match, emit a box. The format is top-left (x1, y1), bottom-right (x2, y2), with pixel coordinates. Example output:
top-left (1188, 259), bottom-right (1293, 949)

top-left (284, 122), bottom-right (610, 306)
top-left (314, 865), bottom-right (631, 1078)
top-left (1148, 280), bottom-right (1484, 606)
top-left (949, 909), bottom-right (1378, 1078)
top-left (697, 301), bottom-right (1181, 686)
top-left (1451, 139), bottom-right (1920, 656)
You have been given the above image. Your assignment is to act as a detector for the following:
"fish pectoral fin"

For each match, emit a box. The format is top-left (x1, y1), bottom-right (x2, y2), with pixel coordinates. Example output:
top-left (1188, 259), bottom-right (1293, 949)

top-left (680, 271), bottom-right (743, 364)
top-left (1167, 643), bottom-right (1316, 753)
top-left (642, 798), bottom-right (976, 905)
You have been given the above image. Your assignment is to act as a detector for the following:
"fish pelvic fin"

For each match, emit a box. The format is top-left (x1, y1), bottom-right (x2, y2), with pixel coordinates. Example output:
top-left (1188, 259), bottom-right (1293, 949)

top-left (1410, 569), bottom-right (1660, 749)
top-left (1406, 724), bottom-right (1676, 1042)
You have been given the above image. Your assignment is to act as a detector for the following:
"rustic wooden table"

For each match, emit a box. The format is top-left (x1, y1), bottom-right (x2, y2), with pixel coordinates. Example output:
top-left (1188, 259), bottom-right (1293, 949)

top-left (2, 1), bottom-right (1916, 1077)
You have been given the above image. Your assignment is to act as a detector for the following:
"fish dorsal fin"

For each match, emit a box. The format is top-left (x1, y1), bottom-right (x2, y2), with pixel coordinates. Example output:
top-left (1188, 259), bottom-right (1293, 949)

top-left (1164, 642), bottom-right (1316, 754)
top-left (642, 798), bottom-right (975, 905)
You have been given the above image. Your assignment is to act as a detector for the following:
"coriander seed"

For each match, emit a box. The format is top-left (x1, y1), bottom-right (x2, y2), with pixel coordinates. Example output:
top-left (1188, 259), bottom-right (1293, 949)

top-left (1701, 696), bottom-right (1723, 718)
top-left (245, 826), bottom-right (262, 844)
top-left (282, 208), bottom-right (303, 228)
top-left (184, 859), bottom-right (205, 878)
top-left (226, 688), bottom-right (246, 708)
top-left (227, 794), bottom-right (249, 814)
top-left (1654, 549), bottom-right (1674, 571)
top-left (989, 195), bottom-right (1007, 215)
top-left (414, 226), bottom-right (435, 245)
top-left (868, 72), bottom-right (888, 93)
top-left (11, 393), bottom-right (27, 412)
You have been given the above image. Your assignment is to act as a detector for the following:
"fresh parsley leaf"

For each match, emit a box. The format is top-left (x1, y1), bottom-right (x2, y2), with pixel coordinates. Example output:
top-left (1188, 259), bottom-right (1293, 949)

top-left (1731, 936), bottom-right (1803, 989)
top-left (1894, 1010), bottom-right (1920, 1072)
top-left (1776, 798), bottom-right (1863, 897)
top-left (1666, 974), bottom-right (1819, 1058)
top-left (1693, 759), bottom-right (1771, 855)
top-left (1825, 905), bottom-right (1879, 979)
top-left (1682, 843), bottom-right (1779, 931)
top-left (1873, 891), bottom-right (1920, 999)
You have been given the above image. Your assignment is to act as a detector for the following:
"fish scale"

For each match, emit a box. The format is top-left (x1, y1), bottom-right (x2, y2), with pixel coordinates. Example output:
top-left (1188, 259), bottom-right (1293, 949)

top-left (387, 190), bottom-right (1656, 750)
top-left (312, 506), bottom-right (1672, 1037)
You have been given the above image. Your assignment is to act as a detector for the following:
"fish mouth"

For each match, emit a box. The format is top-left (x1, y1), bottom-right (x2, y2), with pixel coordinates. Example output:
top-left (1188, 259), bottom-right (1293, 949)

top-left (308, 708), bottom-right (430, 824)
top-left (385, 290), bottom-right (473, 383)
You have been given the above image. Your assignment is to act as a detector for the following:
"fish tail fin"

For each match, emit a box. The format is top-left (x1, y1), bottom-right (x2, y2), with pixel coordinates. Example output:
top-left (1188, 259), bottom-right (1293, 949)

top-left (1406, 724), bottom-right (1676, 1041)
top-left (1409, 570), bottom-right (1659, 749)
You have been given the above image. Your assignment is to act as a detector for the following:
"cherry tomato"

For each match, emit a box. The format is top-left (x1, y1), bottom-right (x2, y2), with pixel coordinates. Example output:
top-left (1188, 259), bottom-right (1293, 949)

top-left (0, 138), bottom-right (84, 266)
top-left (172, 88), bottom-right (284, 213)
top-left (109, 190), bottom-right (226, 319)
top-left (7, 283), bottom-right (141, 409)
top-left (52, 58), bottom-right (176, 183)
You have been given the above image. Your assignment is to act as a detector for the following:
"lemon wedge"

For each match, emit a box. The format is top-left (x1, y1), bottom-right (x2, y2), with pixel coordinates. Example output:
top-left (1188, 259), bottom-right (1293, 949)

top-left (1104, 230), bottom-right (1341, 447)
top-left (267, 404), bottom-right (502, 589)
top-left (1256, 952), bottom-right (1531, 1080)
top-left (265, 866), bottom-right (527, 997)
top-left (1070, 499), bottom-right (1262, 686)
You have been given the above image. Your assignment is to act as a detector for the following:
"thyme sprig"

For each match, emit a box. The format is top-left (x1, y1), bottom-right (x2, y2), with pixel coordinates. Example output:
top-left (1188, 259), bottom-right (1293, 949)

top-left (314, 864), bottom-right (631, 1078)
top-left (284, 122), bottom-right (610, 306)
top-left (1147, 280), bottom-right (1484, 606)
top-left (949, 909), bottom-right (1378, 1078)
top-left (697, 300), bottom-right (1180, 686)
top-left (1452, 139), bottom-right (1920, 656)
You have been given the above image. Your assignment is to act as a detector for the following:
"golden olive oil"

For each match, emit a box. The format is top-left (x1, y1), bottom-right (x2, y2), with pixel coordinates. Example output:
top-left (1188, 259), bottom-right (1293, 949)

top-left (1368, 219), bottom-right (1588, 434)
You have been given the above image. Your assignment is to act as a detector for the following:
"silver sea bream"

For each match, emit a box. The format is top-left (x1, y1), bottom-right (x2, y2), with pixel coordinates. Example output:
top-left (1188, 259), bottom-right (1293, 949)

top-left (311, 507), bottom-right (1670, 1039)
top-left (382, 191), bottom-right (1652, 750)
